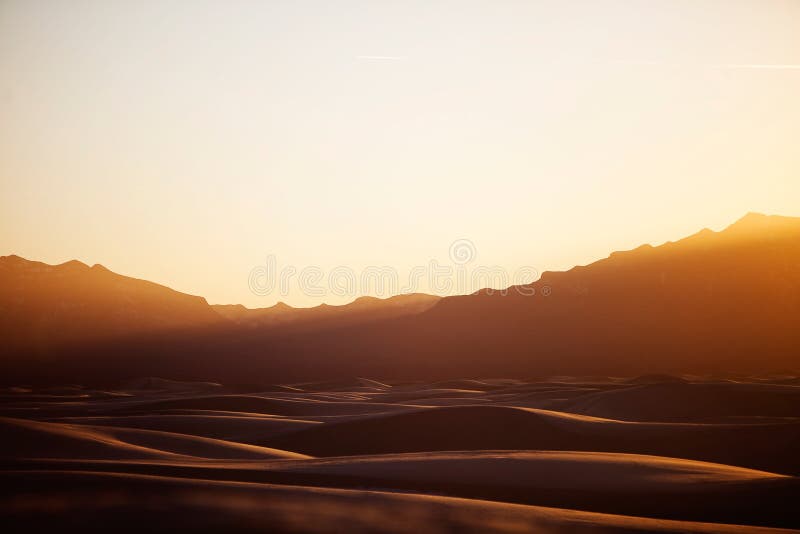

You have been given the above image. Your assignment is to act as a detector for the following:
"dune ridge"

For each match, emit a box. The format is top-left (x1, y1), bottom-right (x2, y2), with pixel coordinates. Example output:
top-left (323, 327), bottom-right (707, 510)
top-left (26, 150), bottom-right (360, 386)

top-left (0, 417), bottom-right (309, 460)
top-left (2, 375), bottom-right (800, 531)
top-left (1, 470), bottom-right (796, 533)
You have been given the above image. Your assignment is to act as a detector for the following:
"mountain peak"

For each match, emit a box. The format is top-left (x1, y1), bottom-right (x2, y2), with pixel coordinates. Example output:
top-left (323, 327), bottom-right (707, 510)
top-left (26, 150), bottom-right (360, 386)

top-left (56, 259), bottom-right (89, 270)
top-left (724, 212), bottom-right (800, 235)
top-left (0, 254), bottom-right (28, 267)
top-left (732, 211), bottom-right (769, 226)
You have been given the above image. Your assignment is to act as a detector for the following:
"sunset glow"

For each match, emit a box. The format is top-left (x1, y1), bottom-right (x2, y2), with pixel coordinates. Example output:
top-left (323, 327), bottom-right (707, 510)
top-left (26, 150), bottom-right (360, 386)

top-left (2, 0), bottom-right (799, 309)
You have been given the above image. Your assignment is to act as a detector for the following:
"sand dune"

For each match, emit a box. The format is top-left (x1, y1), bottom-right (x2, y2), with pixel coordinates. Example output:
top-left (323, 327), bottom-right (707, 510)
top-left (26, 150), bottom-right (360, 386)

top-left (274, 450), bottom-right (785, 486)
top-left (426, 379), bottom-right (513, 391)
top-left (1, 470), bottom-right (795, 534)
top-left (0, 417), bottom-right (308, 460)
top-left (262, 404), bottom-right (800, 474)
top-left (2, 377), bottom-right (799, 531)
top-left (0, 417), bottom-right (185, 460)
top-left (121, 377), bottom-right (224, 392)
top-left (563, 382), bottom-right (800, 421)
top-left (112, 394), bottom-right (426, 417)
top-left (54, 414), bottom-right (318, 442)
top-left (6, 450), bottom-right (796, 528)
top-left (78, 425), bottom-right (311, 460)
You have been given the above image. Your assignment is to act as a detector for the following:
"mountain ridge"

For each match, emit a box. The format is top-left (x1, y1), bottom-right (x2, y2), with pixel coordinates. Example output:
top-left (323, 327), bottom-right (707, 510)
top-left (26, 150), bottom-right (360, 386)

top-left (2, 212), bottom-right (799, 383)
top-left (211, 293), bottom-right (441, 332)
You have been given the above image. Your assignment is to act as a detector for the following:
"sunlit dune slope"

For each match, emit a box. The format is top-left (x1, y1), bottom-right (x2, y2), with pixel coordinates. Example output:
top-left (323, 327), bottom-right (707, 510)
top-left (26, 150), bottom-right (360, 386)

top-left (53, 414), bottom-right (318, 442)
top-left (261, 404), bottom-right (800, 474)
top-left (263, 450), bottom-right (787, 488)
top-left (109, 394), bottom-right (426, 417)
top-left (0, 417), bottom-right (308, 460)
top-left (1, 471), bottom-right (795, 534)
top-left (562, 381), bottom-right (800, 421)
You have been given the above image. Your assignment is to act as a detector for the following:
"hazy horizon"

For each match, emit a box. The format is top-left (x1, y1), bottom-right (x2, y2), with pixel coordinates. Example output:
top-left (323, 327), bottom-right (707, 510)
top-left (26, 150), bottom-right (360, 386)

top-left (2, 210), bottom-right (796, 311)
top-left (2, 0), bottom-right (799, 307)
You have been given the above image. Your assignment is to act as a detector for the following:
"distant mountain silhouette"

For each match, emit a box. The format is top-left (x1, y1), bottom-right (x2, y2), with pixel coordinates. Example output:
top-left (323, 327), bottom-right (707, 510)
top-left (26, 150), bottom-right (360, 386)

top-left (2, 213), bottom-right (799, 384)
top-left (212, 294), bottom-right (440, 332)
top-left (353, 212), bottom-right (800, 377)
top-left (239, 212), bottom-right (798, 381)
top-left (347, 212), bottom-right (800, 375)
top-left (0, 256), bottom-right (438, 356)
top-left (0, 256), bottom-right (225, 351)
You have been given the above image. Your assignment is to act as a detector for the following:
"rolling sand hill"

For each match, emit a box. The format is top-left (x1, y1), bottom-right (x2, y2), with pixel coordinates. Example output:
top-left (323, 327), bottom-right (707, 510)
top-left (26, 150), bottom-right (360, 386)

top-left (1, 377), bottom-right (799, 531)
top-left (3, 471), bottom-right (794, 534)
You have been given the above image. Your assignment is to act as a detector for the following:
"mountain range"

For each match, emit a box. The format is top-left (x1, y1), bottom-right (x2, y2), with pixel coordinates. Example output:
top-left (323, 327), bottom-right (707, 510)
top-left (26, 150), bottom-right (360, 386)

top-left (1, 212), bottom-right (798, 384)
top-left (212, 293), bottom-right (440, 332)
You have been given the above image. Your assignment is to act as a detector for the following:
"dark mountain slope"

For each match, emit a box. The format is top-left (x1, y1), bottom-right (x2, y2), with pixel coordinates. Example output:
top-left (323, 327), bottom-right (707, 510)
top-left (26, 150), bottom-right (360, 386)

top-left (0, 256), bottom-right (225, 352)
top-left (2, 213), bottom-right (798, 384)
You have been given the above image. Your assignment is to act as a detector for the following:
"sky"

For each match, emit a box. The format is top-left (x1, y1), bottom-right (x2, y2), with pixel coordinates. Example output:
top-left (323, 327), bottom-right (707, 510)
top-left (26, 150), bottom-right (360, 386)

top-left (1, 0), bottom-right (799, 307)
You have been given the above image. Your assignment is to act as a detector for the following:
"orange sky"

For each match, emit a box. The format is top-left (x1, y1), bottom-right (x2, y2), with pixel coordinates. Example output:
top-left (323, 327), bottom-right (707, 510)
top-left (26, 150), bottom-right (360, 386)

top-left (1, 0), bottom-right (799, 307)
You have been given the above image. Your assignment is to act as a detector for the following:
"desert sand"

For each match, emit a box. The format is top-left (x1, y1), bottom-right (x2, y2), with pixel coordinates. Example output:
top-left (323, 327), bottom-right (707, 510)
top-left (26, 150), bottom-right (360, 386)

top-left (1, 376), bottom-right (798, 532)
